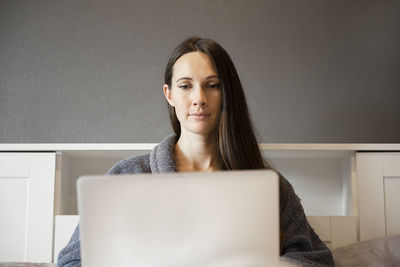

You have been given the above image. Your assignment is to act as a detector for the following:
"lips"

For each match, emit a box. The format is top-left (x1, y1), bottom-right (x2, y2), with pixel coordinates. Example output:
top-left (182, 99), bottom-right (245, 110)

top-left (189, 112), bottom-right (211, 119)
top-left (190, 113), bottom-right (210, 116)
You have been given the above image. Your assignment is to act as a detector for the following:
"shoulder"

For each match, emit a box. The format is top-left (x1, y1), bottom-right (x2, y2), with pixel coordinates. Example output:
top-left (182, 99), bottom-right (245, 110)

top-left (277, 172), bottom-right (303, 225)
top-left (278, 173), bottom-right (299, 202)
top-left (107, 154), bottom-right (151, 174)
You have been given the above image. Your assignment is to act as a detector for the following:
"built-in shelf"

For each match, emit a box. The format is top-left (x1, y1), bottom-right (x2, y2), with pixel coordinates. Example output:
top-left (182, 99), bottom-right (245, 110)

top-left (2, 143), bottom-right (398, 220)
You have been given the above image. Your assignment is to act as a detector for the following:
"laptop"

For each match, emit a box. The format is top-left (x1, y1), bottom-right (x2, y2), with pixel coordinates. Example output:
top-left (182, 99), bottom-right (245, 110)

top-left (77, 170), bottom-right (280, 267)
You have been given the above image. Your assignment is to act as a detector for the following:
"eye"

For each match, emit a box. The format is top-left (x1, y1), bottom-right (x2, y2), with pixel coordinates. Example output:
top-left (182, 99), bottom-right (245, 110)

top-left (178, 84), bottom-right (191, 89)
top-left (208, 83), bottom-right (220, 89)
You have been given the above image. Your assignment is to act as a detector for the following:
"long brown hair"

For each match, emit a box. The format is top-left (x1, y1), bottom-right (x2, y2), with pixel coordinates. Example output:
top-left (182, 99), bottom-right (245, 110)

top-left (164, 38), bottom-right (284, 250)
top-left (164, 37), bottom-right (270, 170)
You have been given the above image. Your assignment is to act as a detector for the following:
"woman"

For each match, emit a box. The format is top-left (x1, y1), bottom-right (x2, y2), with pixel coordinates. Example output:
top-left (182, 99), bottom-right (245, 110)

top-left (58, 37), bottom-right (334, 267)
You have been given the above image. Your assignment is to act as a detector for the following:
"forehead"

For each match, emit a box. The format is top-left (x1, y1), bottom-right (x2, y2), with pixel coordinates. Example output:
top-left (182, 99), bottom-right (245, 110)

top-left (172, 51), bottom-right (217, 80)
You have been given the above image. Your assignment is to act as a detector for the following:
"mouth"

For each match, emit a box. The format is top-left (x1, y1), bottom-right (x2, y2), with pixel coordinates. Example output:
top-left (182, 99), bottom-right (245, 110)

top-left (189, 113), bottom-right (211, 118)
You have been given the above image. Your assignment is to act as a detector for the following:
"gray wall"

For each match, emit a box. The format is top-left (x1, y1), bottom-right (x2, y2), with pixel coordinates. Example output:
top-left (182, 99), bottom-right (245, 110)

top-left (1, 0), bottom-right (399, 143)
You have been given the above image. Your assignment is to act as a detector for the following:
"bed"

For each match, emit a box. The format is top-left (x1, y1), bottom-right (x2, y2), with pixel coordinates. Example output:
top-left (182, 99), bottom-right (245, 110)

top-left (1, 234), bottom-right (399, 267)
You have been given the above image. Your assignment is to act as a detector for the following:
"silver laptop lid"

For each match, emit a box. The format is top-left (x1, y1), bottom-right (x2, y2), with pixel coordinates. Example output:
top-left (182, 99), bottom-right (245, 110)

top-left (78, 169), bottom-right (280, 267)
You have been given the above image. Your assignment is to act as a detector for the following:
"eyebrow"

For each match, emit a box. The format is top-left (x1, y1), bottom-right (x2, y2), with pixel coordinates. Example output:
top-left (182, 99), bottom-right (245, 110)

top-left (176, 75), bottom-right (219, 83)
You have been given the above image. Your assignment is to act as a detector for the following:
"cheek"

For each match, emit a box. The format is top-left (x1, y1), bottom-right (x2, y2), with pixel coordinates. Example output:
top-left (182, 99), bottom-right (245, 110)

top-left (172, 96), bottom-right (188, 119)
top-left (212, 92), bottom-right (223, 110)
top-left (172, 94), bottom-right (190, 109)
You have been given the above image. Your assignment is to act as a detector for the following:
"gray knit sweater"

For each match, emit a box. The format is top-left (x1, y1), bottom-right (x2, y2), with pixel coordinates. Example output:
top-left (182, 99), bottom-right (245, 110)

top-left (57, 135), bottom-right (334, 267)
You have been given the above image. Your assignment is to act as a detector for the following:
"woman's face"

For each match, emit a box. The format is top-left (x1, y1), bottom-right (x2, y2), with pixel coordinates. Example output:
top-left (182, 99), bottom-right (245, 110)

top-left (164, 51), bottom-right (222, 137)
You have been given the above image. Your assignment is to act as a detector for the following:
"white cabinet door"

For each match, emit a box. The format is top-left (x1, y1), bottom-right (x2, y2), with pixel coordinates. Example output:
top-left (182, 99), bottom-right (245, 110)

top-left (0, 153), bottom-right (56, 262)
top-left (356, 153), bottom-right (400, 241)
top-left (384, 177), bottom-right (400, 236)
top-left (382, 154), bottom-right (400, 236)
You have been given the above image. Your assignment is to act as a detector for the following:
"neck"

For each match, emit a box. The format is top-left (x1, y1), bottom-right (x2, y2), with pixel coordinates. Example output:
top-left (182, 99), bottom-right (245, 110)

top-left (174, 131), bottom-right (221, 172)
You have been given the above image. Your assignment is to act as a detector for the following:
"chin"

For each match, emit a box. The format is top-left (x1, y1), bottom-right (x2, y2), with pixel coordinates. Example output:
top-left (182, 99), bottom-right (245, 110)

top-left (179, 120), bottom-right (219, 137)
top-left (184, 126), bottom-right (218, 137)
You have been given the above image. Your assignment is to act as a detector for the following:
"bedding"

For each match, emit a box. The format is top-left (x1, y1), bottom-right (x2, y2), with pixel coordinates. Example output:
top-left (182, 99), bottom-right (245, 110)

top-left (1, 235), bottom-right (399, 267)
top-left (333, 234), bottom-right (400, 267)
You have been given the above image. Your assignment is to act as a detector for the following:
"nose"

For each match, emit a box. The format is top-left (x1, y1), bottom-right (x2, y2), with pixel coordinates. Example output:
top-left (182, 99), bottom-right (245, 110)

top-left (192, 86), bottom-right (207, 107)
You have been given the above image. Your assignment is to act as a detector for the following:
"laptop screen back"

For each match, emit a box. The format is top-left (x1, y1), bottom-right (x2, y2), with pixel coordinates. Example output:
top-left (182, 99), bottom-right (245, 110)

top-left (77, 170), bottom-right (280, 267)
